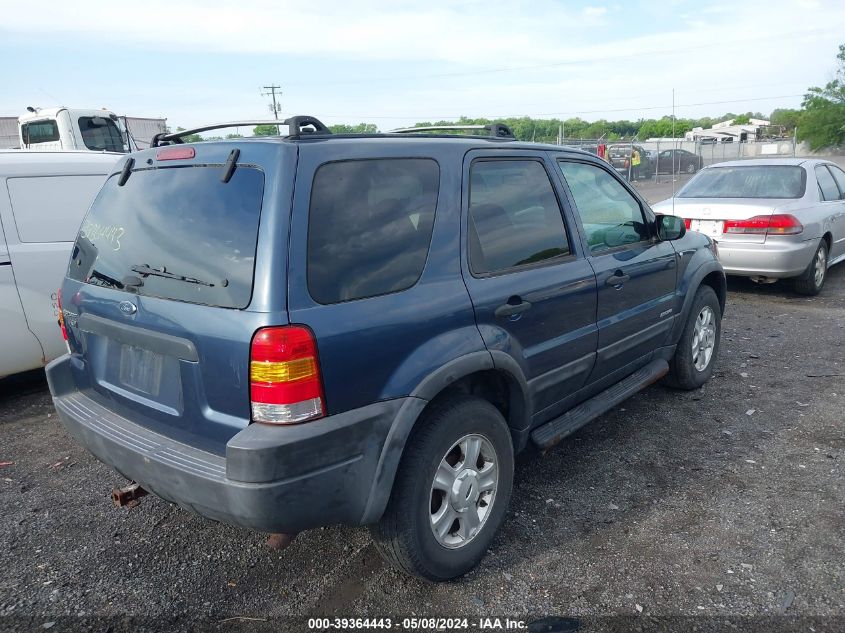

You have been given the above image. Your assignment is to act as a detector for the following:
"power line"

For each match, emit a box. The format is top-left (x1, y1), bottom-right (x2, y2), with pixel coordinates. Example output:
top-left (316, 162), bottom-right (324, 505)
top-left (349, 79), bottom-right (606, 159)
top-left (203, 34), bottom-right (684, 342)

top-left (284, 28), bottom-right (833, 88)
top-left (316, 93), bottom-right (805, 121)
top-left (261, 84), bottom-right (282, 120)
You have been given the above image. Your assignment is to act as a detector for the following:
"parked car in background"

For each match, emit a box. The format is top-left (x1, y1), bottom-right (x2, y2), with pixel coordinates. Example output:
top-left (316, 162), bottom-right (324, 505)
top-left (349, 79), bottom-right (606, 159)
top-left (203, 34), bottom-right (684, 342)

top-left (655, 148), bottom-right (703, 174)
top-left (653, 159), bottom-right (845, 295)
top-left (48, 117), bottom-right (724, 582)
top-left (0, 151), bottom-right (120, 377)
top-left (607, 143), bottom-right (654, 180)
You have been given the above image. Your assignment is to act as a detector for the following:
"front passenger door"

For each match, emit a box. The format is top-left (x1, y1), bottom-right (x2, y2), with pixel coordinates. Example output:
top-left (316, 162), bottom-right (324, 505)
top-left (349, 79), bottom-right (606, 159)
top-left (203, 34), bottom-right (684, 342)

top-left (461, 153), bottom-right (598, 420)
top-left (557, 159), bottom-right (677, 383)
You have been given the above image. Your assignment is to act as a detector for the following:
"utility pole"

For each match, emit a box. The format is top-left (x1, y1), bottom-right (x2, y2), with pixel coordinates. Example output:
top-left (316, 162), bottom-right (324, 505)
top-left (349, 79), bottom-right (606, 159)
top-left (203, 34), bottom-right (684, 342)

top-left (261, 84), bottom-right (282, 133)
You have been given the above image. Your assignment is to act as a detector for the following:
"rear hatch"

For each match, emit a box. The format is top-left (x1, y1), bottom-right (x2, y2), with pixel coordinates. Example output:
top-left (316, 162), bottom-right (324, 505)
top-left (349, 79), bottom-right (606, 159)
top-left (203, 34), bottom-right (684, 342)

top-left (669, 164), bottom-right (808, 244)
top-left (61, 142), bottom-right (295, 455)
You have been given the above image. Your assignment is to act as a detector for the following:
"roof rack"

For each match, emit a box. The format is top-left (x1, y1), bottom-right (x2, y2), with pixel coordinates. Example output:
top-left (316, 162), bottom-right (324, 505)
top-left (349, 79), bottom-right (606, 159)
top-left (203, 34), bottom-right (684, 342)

top-left (388, 123), bottom-right (515, 139)
top-left (151, 115), bottom-right (332, 147)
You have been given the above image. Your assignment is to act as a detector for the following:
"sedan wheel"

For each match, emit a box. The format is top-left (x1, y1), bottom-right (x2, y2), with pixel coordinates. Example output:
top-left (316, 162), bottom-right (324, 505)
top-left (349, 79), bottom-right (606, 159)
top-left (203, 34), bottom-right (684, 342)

top-left (793, 240), bottom-right (828, 296)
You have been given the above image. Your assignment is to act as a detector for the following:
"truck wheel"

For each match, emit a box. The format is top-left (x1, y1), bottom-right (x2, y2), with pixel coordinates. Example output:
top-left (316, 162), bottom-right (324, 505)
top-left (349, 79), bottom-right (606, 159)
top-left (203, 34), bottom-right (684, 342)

top-left (664, 285), bottom-right (721, 390)
top-left (792, 239), bottom-right (828, 296)
top-left (370, 395), bottom-right (514, 581)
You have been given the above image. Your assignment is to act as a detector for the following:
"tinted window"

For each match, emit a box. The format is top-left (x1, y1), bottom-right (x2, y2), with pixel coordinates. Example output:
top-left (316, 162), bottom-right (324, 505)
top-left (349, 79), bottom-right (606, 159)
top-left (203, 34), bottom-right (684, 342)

top-left (22, 120), bottom-right (59, 145)
top-left (67, 166), bottom-right (264, 309)
top-left (307, 159), bottom-right (439, 304)
top-left (828, 165), bottom-right (845, 199)
top-left (558, 161), bottom-right (648, 253)
top-left (816, 165), bottom-right (842, 201)
top-left (468, 160), bottom-right (569, 274)
top-left (678, 165), bottom-right (806, 199)
top-left (78, 116), bottom-right (125, 152)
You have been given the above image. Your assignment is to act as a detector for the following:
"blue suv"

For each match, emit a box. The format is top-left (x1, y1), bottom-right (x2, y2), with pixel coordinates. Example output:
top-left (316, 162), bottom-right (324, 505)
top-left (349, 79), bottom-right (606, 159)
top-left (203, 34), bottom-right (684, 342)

top-left (47, 117), bottom-right (725, 581)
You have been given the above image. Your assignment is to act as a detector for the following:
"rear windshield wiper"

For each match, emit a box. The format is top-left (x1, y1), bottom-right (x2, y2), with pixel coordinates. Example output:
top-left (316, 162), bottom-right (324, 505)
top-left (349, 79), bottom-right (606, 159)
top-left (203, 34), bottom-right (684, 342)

top-left (88, 269), bottom-right (125, 290)
top-left (130, 264), bottom-right (227, 288)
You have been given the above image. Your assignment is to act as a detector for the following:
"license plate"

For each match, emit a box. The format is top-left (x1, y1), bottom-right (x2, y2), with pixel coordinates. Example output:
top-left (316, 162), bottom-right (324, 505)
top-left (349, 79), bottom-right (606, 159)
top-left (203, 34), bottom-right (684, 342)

top-left (691, 219), bottom-right (724, 239)
top-left (119, 345), bottom-right (164, 396)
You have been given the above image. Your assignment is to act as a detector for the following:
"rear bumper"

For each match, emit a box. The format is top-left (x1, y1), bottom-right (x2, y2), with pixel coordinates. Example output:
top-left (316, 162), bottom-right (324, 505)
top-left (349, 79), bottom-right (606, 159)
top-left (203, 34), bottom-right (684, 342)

top-left (716, 237), bottom-right (817, 278)
top-left (46, 354), bottom-right (414, 533)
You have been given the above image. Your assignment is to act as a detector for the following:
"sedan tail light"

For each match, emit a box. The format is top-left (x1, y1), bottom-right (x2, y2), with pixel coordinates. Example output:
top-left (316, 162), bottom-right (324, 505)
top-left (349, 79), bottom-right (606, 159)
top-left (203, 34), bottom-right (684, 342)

top-left (249, 326), bottom-right (325, 424)
top-left (723, 214), bottom-right (803, 236)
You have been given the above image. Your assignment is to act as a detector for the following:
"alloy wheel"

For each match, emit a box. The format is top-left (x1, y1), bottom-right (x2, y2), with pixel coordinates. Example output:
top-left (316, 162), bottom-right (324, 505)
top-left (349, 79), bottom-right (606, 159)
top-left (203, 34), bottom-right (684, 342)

top-left (691, 306), bottom-right (716, 372)
top-left (429, 434), bottom-right (498, 549)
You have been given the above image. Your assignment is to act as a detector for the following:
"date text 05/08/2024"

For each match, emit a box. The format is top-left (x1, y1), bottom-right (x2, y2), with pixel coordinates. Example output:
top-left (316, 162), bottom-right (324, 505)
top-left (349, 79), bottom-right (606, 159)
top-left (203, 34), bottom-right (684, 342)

top-left (306, 617), bottom-right (528, 630)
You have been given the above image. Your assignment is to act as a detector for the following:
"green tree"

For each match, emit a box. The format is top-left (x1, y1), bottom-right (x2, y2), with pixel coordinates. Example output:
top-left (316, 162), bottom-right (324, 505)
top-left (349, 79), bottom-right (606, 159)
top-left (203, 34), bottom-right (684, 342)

top-left (733, 114), bottom-right (751, 124)
top-left (798, 44), bottom-right (845, 149)
top-left (175, 126), bottom-right (204, 143)
top-left (770, 108), bottom-right (802, 130)
top-left (253, 124), bottom-right (282, 137)
top-left (329, 123), bottom-right (378, 134)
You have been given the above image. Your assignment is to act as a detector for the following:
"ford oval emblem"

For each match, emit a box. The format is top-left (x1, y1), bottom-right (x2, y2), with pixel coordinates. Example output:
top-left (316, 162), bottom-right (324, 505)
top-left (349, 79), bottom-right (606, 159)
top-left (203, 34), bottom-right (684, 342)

top-left (118, 301), bottom-right (137, 316)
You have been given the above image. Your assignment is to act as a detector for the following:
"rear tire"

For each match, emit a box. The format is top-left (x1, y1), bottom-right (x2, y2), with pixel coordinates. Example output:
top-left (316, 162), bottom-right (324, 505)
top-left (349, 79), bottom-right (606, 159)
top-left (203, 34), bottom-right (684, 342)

top-left (792, 239), bottom-right (828, 296)
top-left (664, 285), bottom-right (721, 390)
top-left (370, 395), bottom-right (514, 581)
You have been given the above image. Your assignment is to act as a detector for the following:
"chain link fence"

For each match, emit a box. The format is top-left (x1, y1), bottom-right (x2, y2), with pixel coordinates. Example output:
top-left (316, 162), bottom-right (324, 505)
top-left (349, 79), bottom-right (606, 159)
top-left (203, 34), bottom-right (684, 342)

top-left (562, 135), bottom-right (800, 182)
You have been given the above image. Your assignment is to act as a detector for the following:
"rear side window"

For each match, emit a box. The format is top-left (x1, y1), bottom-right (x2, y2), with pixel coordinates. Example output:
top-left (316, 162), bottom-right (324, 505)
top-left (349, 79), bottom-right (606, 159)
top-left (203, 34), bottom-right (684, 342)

top-left (67, 166), bottom-right (264, 309)
top-left (816, 165), bottom-right (843, 201)
top-left (78, 116), bottom-right (125, 152)
top-left (22, 120), bottom-right (59, 145)
top-left (828, 165), bottom-right (845, 199)
top-left (468, 160), bottom-right (570, 274)
top-left (307, 159), bottom-right (439, 304)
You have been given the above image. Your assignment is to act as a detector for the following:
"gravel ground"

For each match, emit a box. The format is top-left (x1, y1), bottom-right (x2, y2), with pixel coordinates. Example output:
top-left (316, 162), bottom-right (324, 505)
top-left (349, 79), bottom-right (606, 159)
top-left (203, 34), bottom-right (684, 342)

top-left (1, 188), bottom-right (843, 631)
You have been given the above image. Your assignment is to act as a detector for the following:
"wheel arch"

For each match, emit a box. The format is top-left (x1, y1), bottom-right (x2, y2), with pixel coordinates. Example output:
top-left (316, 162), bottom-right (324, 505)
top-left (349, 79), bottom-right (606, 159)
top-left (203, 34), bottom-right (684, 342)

top-left (359, 352), bottom-right (530, 524)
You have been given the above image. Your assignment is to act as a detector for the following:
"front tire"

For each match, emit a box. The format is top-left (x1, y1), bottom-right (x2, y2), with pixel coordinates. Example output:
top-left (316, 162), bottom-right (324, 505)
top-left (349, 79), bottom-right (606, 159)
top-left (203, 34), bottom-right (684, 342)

top-left (792, 239), bottom-right (828, 296)
top-left (370, 396), bottom-right (514, 581)
top-left (664, 285), bottom-right (721, 390)
top-left (685, 162), bottom-right (697, 174)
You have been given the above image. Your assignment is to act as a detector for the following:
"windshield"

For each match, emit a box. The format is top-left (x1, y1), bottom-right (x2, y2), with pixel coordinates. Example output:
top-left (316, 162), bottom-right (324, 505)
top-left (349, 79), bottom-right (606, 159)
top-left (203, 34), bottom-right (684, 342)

top-left (678, 165), bottom-right (806, 199)
top-left (67, 165), bottom-right (264, 308)
top-left (78, 116), bottom-right (126, 152)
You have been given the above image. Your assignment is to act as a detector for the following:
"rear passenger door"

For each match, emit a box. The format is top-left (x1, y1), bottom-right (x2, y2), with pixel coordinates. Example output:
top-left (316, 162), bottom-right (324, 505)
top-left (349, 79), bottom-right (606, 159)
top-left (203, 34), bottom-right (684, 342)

top-left (461, 151), bottom-right (598, 421)
top-left (556, 159), bottom-right (677, 382)
top-left (817, 164), bottom-right (845, 261)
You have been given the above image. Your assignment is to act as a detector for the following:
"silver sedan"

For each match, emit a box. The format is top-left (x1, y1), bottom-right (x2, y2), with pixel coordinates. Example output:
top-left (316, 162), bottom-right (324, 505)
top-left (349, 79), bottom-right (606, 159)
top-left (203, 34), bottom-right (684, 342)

top-left (653, 158), bottom-right (845, 295)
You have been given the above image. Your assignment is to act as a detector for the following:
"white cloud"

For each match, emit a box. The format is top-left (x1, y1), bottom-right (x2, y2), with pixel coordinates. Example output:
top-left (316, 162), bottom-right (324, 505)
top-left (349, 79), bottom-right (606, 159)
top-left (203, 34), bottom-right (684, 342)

top-left (1, 0), bottom-right (844, 128)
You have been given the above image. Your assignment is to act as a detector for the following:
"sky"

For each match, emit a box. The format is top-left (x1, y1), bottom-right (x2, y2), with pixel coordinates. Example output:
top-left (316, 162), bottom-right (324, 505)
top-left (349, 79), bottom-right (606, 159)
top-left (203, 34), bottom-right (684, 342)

top-left (1, 0), bottom-right (844, 133)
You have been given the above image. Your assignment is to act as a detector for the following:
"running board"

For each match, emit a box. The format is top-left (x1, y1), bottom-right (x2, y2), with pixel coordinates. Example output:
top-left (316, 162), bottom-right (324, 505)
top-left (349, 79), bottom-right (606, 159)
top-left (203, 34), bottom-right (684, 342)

top-left (530, 359), bottom-right (669, 450)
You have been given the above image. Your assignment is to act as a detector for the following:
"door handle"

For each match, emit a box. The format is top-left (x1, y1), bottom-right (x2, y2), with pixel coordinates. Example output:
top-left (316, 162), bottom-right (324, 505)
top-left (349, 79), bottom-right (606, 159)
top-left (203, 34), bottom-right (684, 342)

top-left (605, 272), bottom-right (630, 286)
top-left (495, 299), bottom-right (532, 318)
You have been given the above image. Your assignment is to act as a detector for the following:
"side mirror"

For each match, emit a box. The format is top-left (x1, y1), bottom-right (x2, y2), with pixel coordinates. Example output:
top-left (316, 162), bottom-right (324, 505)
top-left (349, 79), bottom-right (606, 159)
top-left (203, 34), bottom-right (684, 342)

top-left (655, 214), bottom-right (686, 241)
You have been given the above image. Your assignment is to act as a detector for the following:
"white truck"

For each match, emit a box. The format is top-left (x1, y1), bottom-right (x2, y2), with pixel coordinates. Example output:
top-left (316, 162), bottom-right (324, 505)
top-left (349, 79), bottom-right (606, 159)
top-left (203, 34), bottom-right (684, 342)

top-left (1, 150), bottom-right (121, 377)
top-left (0, 107), bottom-right (167, 152)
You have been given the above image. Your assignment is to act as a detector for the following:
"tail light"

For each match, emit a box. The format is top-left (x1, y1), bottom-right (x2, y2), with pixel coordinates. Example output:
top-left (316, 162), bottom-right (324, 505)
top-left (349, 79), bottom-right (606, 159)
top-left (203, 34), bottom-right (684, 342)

top-left (249, 326), bottom-right (325, 424)
top-left (156, 146), bottom-right (196, 161)
top-left (724, 214), bottom-right (803, 236)
top-left (683, 218), bottom-right (692, 229)
top-left (57, 288), bottom-right (68, 341)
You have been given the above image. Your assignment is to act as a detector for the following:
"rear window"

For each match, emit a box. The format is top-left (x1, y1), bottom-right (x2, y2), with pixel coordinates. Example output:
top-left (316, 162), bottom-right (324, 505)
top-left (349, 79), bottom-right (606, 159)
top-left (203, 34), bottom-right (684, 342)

top-left (678, 165), bottom-right (806, 199)
top-left (22, 120), bottom-right (60, 145)
top-left (78, 116), bottom-right (125, 152)
top-left (307, 158), bottom-right (439, 304)
top-left (67, 165), bottom-right (264, 309)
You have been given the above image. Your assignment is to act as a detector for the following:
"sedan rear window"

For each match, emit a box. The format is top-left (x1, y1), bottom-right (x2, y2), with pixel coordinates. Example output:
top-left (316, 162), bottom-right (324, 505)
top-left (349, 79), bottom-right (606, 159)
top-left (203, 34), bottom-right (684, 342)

top-left (678, 165), bottom-right (806, 199)
top-left (68, 166), bottom-right (264, 309)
